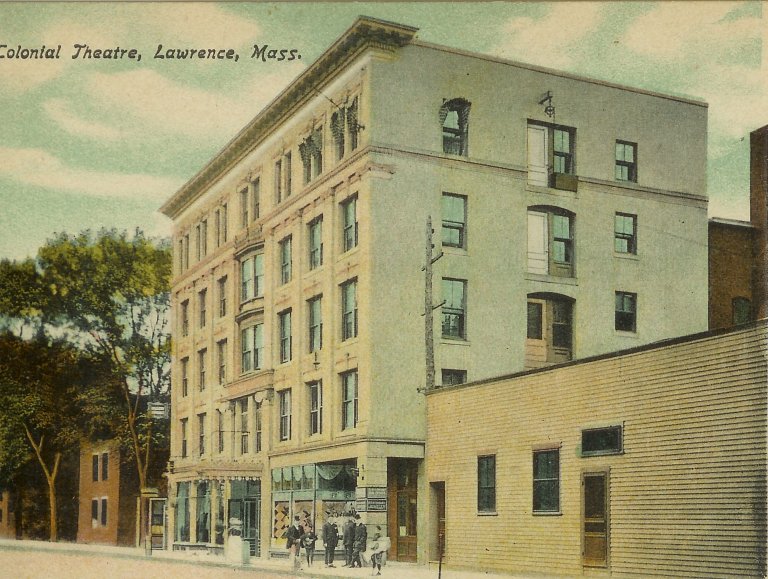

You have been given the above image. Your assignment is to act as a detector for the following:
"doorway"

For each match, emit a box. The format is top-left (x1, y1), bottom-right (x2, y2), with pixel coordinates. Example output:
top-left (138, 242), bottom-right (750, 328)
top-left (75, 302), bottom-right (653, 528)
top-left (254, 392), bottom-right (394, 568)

top-left (388, 458), bottom-right (419, 562)
top-left (582, 472), bottom-right (609, 568)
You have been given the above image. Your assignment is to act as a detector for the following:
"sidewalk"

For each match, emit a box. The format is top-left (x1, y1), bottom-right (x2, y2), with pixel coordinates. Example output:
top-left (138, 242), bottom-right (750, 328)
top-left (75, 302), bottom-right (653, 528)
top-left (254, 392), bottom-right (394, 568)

top-left (0, 538), bottom-right (563, 578)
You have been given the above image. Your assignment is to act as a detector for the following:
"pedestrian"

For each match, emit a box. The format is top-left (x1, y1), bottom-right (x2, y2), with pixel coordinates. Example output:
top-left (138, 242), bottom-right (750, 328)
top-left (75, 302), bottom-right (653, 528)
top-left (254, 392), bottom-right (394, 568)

top-left (322, 511), bottom-right (339, 567)
top-left (368, 526), bottom-right (390, 576)
top-left (285, 515), bottom-right (304, 572)
top-left (301, 526), bottom-right (318, 568)
top-left (342, 515), bottom-right (355, 567)
top-left (352, 514), bottom-right (368, 568)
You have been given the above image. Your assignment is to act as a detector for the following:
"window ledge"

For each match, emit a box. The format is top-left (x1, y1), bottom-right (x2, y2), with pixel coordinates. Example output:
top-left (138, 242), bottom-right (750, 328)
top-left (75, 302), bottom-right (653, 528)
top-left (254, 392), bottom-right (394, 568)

top-left (442, 246), bottom-right (468, 256)
top-left (581, 450), bottom-right (625, 458)
top-left (532, 511), bottom-right (563, 517)
top-left (477, 511), bottom-right (498, 517)
top-left (525, 273), bottom-right (578, 286)
top-left (441, 337), bottom-right (470, 346)
top-left (615, 330), bottom-right (639, 339)
top-left (613, 252), bottom-right (639, 261)
top-left (525, 183), bottom-right (578, 200)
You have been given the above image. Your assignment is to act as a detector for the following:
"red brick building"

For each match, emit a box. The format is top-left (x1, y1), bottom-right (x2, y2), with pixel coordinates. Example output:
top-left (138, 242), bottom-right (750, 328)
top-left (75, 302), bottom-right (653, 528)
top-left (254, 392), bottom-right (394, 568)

top-left (76, 440), bottom-right (138, 546)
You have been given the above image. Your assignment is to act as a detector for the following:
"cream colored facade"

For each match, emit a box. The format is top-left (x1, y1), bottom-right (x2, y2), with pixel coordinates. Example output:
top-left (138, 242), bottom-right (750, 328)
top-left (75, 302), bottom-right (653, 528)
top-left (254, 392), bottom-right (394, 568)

top-left (159, 17), bottom-right (709, 561)
top-left (426, 321), bottom-right (767, 578)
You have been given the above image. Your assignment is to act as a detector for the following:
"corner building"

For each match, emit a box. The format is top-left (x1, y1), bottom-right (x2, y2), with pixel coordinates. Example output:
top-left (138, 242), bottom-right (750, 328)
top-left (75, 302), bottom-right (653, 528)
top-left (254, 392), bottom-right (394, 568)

top-left (159, 17), bottom-right (708, 562)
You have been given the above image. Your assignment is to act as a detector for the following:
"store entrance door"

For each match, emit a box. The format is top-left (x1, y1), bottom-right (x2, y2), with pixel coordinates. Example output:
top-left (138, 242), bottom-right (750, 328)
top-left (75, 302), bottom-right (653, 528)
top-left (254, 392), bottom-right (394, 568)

top-left (388, 458), bottom-right (419, 562)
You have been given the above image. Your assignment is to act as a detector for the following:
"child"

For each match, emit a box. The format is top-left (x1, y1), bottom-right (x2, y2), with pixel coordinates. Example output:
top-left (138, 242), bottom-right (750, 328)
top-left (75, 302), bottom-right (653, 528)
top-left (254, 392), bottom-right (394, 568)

top-left (301, 526), bottom-right (318, 567)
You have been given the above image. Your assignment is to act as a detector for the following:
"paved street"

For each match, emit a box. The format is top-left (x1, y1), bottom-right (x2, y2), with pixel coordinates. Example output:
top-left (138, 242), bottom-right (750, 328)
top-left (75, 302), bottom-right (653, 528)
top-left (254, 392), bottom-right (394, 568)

top-left (0, 539), bottom-right (560, 579)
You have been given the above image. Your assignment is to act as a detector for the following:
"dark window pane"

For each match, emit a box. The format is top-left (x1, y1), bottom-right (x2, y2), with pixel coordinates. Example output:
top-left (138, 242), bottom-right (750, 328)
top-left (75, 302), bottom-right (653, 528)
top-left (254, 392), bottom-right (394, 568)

top-left (582, 426), bottom-right (622, 455)
top-left (527, 302), bottom-right (542, 339)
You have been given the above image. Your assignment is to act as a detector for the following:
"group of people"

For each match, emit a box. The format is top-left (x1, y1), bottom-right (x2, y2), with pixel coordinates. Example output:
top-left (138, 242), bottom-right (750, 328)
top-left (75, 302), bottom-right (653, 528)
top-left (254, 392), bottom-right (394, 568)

top-left (285, 511), bottom-right (390, 575)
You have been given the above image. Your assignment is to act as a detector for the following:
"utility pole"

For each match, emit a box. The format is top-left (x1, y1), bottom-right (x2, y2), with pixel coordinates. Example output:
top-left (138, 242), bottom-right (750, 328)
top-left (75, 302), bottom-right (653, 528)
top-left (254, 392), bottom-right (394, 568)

top-left (424, 216), bottom-right (443, 393)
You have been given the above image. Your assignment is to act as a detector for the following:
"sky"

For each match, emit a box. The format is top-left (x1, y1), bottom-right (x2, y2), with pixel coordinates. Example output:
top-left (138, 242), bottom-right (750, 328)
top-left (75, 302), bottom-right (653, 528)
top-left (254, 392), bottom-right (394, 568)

top-left (0, 1), bottom-right (764, 260)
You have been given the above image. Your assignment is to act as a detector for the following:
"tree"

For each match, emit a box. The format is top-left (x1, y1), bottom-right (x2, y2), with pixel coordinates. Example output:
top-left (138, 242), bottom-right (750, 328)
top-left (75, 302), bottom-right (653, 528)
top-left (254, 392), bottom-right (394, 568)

top-left (37, 228), bottom-right (172, 491)
top-left (0, 334), bottom-right (85, 541)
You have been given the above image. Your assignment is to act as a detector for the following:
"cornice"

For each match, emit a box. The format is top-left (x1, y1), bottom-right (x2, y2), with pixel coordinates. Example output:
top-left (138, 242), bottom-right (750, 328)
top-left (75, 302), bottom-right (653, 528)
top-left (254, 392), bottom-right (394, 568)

top-left (159, 16), bottom-right (418, 220)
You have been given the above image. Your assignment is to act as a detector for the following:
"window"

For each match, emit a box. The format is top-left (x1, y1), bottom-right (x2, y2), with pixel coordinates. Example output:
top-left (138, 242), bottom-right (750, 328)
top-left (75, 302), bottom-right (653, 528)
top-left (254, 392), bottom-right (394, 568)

top-left (477, 455), bottom-right (496, 513)
top-left (200, 220), bottom-right (207, 258)
top-left (331, 109), bottom-right (345, 160)
top-left (217, 339), bottom-right (227, 385)
top-left (180, 300), bottom-right (189, 337)
top-left (279, 236), bottom-right (292, 284)
top-left (441, 369), bottom-right (467, 386)
top-left (183, 234), bottom-right (189, 269)
top-left (215, 209), bottom-right (222, 248)
top-left (181, 357), bottom-right (189, 397)
top-left (308, 381), bottom-right (322, 435)
top-left (254, 402), bottom-right (262, 452)
top-left (615, 140), bottom-right (637, 182)
top-left (218, 277), bottom-right (227, 317)
top-left (582, 426), bottom-right (623, 456)
top-left (284, 152), bottom-right (292, 198)
top-left (308, 296), bottom-right (322, 353)
top-left (442, 193), bottom-right (467, 248)
top-left (440, 98), bottom-right (470, 156)
top-left (198, 413), bottom-right (206, 456)
top-left (279, 390), bottom-right (292, 441)
top-left (308, 217), bottom-right (323, 269)
top-left (526, 295), bottom-right (573, 366)
top-left (733, 297), bottom-right (752, 325)
top-left (614, 213), bottom-right (637, 254)
top-left (341, 279), bottom-right (358, 341)
top-left (341, 196), bottom-right (358, 252)
top-left (100, 498), bottom-right (108, 526)
top-left (533, 449), bottom-right (560, 513)
top-left (240, 254), bottom-right (264, 301)
top-left (177, 238), bottom-right (184, 273)
top-left (241, 323), bottom-right (264, 373)
top-left (527, 208), bottom-right (575, 277)
top-left (92, 454), bottom-right (99, 482)
top-left (238, 397), bottom-right (249, 455)
top-left (252, 177), bottom-right (261, 220)
top-left (101, 452), bottom-right (108, 481)
top-left (195, 224), bottom-right (202, 261)
top-left (442, 278), bottom-right (466, 339)
top-left (527, 123), bottom-right (577, 190)
top-left (279, 310), bottom-right (292, 363)
top-left (274, 158), bottom-right (282, 203)
top-left (198, 349), bottom-right (207, 391)
top-left (615, 292), bottom-right (637, 332)
top-left (181, 418), bottom-right (188, 458)
top-left (217, 410), bottom-right (224, 453)
top-left (221, 203), bottom-right (228, 243)
top-left (240, 186), bottom-right (249, 227)
top-left (299, 129), bottom-right (323, 184)
top-left (341, 370), bottom-right (358, 430)
top-left (347, 97), bottom-right (360, 151)
top-left (198, 289), bottom-right (207, 328)
top-left (91, 499), bottom-right (98, 524)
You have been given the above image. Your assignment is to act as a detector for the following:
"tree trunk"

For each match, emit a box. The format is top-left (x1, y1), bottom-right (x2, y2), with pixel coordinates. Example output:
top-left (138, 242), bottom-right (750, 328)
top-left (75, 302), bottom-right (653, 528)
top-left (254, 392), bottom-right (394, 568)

top-left (47, 478), bottom-right (57, 542)
top-left (23, 426), bottom-right (61, 542)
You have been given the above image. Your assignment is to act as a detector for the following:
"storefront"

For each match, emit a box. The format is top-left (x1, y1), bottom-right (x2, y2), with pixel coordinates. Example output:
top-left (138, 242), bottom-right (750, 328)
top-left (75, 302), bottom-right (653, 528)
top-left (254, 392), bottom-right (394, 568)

top-left (270, 460), bottom-right (357, 551)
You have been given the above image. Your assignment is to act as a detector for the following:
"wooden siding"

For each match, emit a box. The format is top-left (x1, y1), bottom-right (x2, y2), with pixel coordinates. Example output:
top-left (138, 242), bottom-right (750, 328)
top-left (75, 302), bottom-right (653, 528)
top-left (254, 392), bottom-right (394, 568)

top-left (426, 323), bottom-right (767, 578)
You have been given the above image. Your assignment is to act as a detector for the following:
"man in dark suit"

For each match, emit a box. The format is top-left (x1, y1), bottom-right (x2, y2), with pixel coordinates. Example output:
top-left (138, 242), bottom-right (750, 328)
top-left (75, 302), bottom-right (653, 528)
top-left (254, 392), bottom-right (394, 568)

top-left (285, 515), bottom-right (304, 571)
top-left (322, 511), bottom-right (339, 567)
top-left (342, 516), bottom-right (355, 566)
top-left (352, 514), bottom-right (368, 568)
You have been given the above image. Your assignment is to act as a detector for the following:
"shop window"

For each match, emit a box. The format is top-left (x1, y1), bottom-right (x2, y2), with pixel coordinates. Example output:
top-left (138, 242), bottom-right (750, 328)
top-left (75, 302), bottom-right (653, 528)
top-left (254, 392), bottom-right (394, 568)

top-left (527, 207), bottom-right (575, 277)
top-left (175, 482), bottom-right (190, 542)
top-left (582, 425), bottom-right (623, 456)
top-left (527, 122), bottom-right (577, 191)
top-left (477, 455), bottom-right (496, 513)
top-left (442, 193), bottom-right (467, 249)
top-left (440, 98), bottom-right (470, 156)
top-left (195, 481), bottom-right (211, 544)
top-left (615, 291), bottom-right (637, 332)
top-left (533, 449), bottom-right (560, 513)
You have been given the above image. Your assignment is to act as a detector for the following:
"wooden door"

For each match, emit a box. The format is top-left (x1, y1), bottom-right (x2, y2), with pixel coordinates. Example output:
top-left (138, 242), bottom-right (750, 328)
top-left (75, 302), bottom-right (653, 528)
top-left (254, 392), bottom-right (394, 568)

top-left (583, 472), bottom-right (609, 568)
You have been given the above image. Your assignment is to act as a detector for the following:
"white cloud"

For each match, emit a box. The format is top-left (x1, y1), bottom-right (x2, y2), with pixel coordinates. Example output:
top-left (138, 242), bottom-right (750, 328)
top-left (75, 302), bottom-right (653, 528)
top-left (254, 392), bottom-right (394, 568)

top-left (0, 147), bottom-right (183, 199)
top-left (623, 2), bottom-right (760, 60)
top-left (493, 3), bottom-right (605, 68)
top-left (43, 98), bottom-right (125, 141)
top-left (83, 63), bottom-right (304, 141)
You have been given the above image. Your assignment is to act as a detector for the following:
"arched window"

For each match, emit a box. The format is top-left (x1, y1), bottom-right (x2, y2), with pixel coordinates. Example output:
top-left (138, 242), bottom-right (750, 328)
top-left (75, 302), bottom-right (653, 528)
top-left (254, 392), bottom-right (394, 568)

top-left (439, 98), bottom-right (471, 156)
